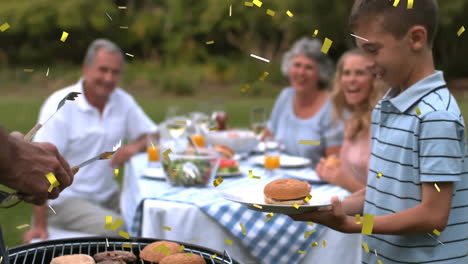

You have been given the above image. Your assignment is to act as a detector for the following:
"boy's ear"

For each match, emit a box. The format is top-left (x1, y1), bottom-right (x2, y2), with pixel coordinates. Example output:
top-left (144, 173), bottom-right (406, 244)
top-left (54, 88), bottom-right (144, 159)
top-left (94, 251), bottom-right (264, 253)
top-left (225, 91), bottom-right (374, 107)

top-left (408, 25), bottom-right (428, 51)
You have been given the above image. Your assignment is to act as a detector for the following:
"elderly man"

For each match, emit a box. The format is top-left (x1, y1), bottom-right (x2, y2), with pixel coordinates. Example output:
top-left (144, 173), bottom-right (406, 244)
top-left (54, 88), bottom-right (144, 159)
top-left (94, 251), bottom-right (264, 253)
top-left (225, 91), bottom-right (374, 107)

top-left (23, 39), bottom-right (157, 242)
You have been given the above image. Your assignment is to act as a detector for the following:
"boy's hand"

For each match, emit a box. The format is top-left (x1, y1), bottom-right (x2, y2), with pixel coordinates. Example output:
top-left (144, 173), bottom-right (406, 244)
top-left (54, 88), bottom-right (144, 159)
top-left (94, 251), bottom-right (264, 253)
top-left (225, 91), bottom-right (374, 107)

top-left (289, 196), bottom-right (352, 233)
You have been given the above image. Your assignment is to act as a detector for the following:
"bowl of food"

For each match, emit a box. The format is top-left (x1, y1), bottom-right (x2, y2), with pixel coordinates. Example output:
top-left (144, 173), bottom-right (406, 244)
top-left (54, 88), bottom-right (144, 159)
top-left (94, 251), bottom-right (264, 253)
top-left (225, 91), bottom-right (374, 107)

top-left (206, 129), bottom-right (259, 154)
top-left (162, 148), bottom-right (220, 187)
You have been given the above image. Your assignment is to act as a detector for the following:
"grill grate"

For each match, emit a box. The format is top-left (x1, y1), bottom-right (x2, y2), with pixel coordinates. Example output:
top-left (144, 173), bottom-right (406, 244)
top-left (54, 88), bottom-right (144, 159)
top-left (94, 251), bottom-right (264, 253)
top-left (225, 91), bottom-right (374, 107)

top-left (8, 237), bottom-right (239, 264)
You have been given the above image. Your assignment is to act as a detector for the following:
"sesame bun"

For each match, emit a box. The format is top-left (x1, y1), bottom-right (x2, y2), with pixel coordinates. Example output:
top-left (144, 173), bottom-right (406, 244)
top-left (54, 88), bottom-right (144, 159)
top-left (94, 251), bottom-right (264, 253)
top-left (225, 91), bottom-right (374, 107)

top-left (139, 241), bottom-right (181, 263)
top-left (50, 254), bottom-right (95, 264)
top-left (159, 253), bottom-right (207, 264)
top-left (264, 179), bottom-right (311, 204)
top-left (214, 144), bottom-right (235, 159)
top-left (324, 155), bottom-right (340, 168)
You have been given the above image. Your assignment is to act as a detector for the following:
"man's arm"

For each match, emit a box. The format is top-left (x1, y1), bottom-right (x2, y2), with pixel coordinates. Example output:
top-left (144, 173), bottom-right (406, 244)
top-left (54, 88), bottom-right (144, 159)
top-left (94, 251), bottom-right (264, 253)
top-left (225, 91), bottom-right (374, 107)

top-left (23, 205), bottom-right (48, 243)
top-left (110, 132), bottom-right (159, 168)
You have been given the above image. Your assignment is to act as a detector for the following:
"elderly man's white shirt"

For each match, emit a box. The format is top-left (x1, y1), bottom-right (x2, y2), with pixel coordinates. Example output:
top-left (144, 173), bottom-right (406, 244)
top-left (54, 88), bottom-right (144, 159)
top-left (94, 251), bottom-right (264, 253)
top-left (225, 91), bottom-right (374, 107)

top-left (34, 79), bottom-right (157, 206)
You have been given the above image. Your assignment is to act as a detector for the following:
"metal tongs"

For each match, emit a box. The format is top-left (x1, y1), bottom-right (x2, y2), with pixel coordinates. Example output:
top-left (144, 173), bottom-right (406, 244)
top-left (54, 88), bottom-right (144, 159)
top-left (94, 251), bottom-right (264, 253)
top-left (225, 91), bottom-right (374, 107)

top-left (71, 140), bottom-right (122, 174)
top-left (24, 92), bottom-right (81, 141)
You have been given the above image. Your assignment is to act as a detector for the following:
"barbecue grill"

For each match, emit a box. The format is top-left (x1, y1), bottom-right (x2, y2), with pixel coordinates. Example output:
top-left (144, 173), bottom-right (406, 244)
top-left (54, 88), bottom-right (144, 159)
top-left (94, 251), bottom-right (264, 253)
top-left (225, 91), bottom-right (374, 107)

top-left (7, 237), bottom-right (241, 264)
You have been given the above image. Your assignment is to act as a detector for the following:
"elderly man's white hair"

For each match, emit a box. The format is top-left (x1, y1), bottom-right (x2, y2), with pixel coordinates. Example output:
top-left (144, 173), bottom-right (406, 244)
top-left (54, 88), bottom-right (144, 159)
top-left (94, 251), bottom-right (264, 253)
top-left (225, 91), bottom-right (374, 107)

top-left (83, 39), bottom-right (124, 67)
top-left (281, 37), bottom-right (334, 89)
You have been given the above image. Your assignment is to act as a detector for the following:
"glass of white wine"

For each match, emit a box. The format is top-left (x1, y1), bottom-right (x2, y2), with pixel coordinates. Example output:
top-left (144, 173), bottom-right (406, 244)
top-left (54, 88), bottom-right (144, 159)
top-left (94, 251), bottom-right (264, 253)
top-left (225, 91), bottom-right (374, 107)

top-left (250, 106), bottom-right (267, 140)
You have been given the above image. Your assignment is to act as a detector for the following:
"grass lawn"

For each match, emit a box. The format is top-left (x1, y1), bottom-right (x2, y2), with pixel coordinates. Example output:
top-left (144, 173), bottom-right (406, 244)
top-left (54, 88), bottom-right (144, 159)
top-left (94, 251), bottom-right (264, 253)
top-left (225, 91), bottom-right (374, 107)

top-left (1, 93), bottom-right (468, 248)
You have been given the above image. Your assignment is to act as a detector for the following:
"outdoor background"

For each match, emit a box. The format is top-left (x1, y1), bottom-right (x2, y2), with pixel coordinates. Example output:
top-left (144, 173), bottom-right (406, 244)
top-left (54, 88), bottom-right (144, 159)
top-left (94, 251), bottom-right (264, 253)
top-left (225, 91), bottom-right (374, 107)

top-left (1, 0), bottom-right (467, 247)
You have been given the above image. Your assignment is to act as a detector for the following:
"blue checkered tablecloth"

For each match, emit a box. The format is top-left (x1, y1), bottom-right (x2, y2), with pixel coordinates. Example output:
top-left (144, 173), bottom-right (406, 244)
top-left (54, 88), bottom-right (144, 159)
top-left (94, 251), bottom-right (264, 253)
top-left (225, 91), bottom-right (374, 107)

top-left (123, 154), bottom-right (349, 264)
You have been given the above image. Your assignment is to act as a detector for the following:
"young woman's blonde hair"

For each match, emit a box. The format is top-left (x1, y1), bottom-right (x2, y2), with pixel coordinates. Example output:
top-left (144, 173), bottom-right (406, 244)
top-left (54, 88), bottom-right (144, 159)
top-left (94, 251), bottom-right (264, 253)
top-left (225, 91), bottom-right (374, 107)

top-left (331, 49), bottom-right (386, 140)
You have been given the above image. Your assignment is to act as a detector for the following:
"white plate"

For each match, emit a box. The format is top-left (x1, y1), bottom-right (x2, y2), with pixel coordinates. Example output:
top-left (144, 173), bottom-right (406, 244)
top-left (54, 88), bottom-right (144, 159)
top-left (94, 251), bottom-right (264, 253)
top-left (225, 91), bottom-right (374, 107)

top-left (217, 171), bottom-right (243, 177)
top-left (141, 168), bottom-right (166, 180)
top-left (222, 184), bottom-right (332, 215)
top-left (251, 155), bottom-right (311, 168)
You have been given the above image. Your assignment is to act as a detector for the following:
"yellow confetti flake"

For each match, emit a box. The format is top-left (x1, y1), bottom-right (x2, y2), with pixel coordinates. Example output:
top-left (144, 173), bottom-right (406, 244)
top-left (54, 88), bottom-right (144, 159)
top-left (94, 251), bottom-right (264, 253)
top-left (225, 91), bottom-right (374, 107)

top-left (60, 31), bottom-right (69, 42)
top-left (259, 72), bottom-right (269, 81)
top-left (266, 9), bottom-right (276, 16)
top-left (253, 0), bottom-right (262, 7)
top-left (374, 249), bottom-right (378, 256)
top-left (266, 212), bottom-right (274, 218)
top-left (162, 225), bottom-right (172, 231)
top-left (298, 250), bottom-right (305, 254)
top-left (377, 172), bottom-right (383, 179)
top-left (407, 0), bottom-right (414, 9)
top-left (154, 244), bottom-right (170, 255)
top-left (224, 239), bottom-right (233, 245)
top-left (114, 168), bottom-right (119, 177)
top-left (240, 223), bottom-right (247, 235)
top-left (213, 176), bottom-right (224, 187)
top-left (311, 242), bottom-right (319, 247)
top-left (189, 238), bottom-right (200, 243)
top-left (163, 149), bottom-right (172, 162)
top-left (248, 170), bottom-right (261, 179)
top-left (362, 242), bottom-right (370, 253)
top-left (178, 245), bottom-right (185, 252)
top-left (244, 1), bottom-right (254, 7)
top-left (415, 107), bottom-right (421, 116)
top-left (23, 69), bottom-right (34, 73)
top-left (240, 84), bottom-right (251, 93)
top-left (106, 238), bottom-right (109, 247)
top-left (434, 183), bottom-right (441, 192)
top-left (458, 26), bottom-right (465, 37)
top-left (320, 38), bottom-right (333, 54)
top-left (118, 230), bottom-right (130, 239)
top-left (0, 23), bottom-right (10, 32)
top-left (120, 26), bottom-right (129, 29)
top-left (118, 6), bottom-right (127, 9)
top-left (307, 222), bottom-right (314, 226)
top-left (361, 214), bottom-right (375, 235)
top-left (433, 229), bottom-right (441, 236)
top-left (304, 229), bottom-right (316, 239)
top-left (253, 204), bottom-right (263, 209)
top-left (211, 254), bottom-right (217, 259)
top-left (377, 260), bottom-right (383, 264)
top-left (298, 140), bottom-right (320, 145)
top-left (206, 40), bottom-right (215, 45)
top-left (46, 172), bottom-right (60, 193)
top-left (105, 215), bottom-right (113, 229)
top-left (209, 126), bottom-right (217, 131)
top-left (322, 240), bottom-right (327, 247)
top-left (111, 218), bottom-right (124, 231)
top-left (286, 10), bottom-right (294, 17)
top-left (125, 53), bottom-right (134, 57)
top-left (355, 214), bottom-right (361, 224)
top-left (293, 203), bottom-right (300, 209)
top-left (312, 29), bottom-right (319, 38)
top-left (393, 0), bottom-right (401, 7)
top-left (229, 4), bottom-right (232, 16)
top-left (122, 243), bottom-right (132, 248)
top-left (186, 253), bottom-right (193, 257)
top-left (303, 194), bottom-right (312, 203)
top-left (174, 120), bottom-right (186, 125)
top-left (16, 224), bottom-right (29, 229)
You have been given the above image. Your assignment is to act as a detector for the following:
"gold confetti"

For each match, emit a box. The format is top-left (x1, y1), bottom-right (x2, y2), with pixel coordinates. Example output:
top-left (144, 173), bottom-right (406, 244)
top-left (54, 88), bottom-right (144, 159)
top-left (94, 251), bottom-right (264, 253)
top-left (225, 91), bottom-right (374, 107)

top-left (120, 26), bottom-right (128, 29)
top-left (250, 54), bottom-right (270, 63)
top-left (16, 224), bottom-right (29, 229)
top-left (259, 71), bottom-right (269, 81)
top-left (415, 107), bottom-right (421, 116)
top-left (307, 222), bottom-right (314, 226)
top-left (393, 0), bottom-right (401, 7)
top-left (118, 230), bottom-right (130, 239)
top-left (229, 4), bottom-right (232, 16)
top-left (105, 12), bottom-right (113, 21)
top-left (111, 218), bottom-right (124, 231)
top-left (240, 223), bottom-right (247, 235)
top-left (46, 67), bottom-right (50, 76)
top-left (105, 215), bottom-right (113, 229)
top-left (224, 239), bottom-right (233, 245)
top-left (240, 83), bottom-right (251, 93)
top-left (162, 225), bottom-right (172, 231)
top-left (286, 10), bottom-right (294, 17)
top-left (211, 254), bottom-right (217, 259)
top-left (311, 242), bottom-right (318, 247)
top-left (206, 40), bottom-right (215, 45)
top-left (304, 229), bottom-right (316, 238)
top-left (46, 172), bottom-right (60, 192)
top-left (298, 250), bottom-right (305, 254)
top-left (253, 204), bottom-right (263, 209)
top-left (407, 0), bottom-right (414, 9)
top-left (178, 245), bottom-right (185, 252)
top-left (154, 244), bottom-right (170, 255)
top-left (48, 205), bottom-right (56, 214)
top-left (244, 1), bottom-right (254, 7)
top-left (248, 170), bottom-right (261, 179)
top-left (163, 149), bottom-right (172, 162)
top-left (377, 260), bottom-right (383, 264)
top-left (114, 169), bottom-right (119, 177)
top-left (376, 172), bottom-right (383, 179)
top-left (298, 140), bottom-right (320, 145)
top-left (293, 203), bottom-right (300, 209)
top-left (106, 238), bottom-right (109, 247)
top-left (362, 242), bottom-right (369, 253)
top-left (303, 194), bottom-right (312, 203)
top-left (322, 240), bottom-right (327, 247)
top-left (213, 176), bottom-right (224, 187)
top-left (118, 6), bottom-right (127, 9)
top-left (60, 31), bottom-right (69, 42)
top-left (350, 33), bottom-right (369, 42)
top-left (361, 214), bottom-right (374, 235)
top-left (122, 243), bottom-right (132, 248)
top-left (174, 120), bottom-right (186, 125)
top-left (458, 26), bottom-right (465, 37)
top-left (209, 126), bottom-right (217, 131)
top-left (0, 23), bottom-right (10, 32)
top-left (189, 238), bottom-right (200, 243)
top-left (374, 249), bottom-right (378, 256)
top-left (253, 0), bottom-right (262, 7)
top-left (355, 214), bottom-right (361, 224)
top-left (312, 29), bottom-right (319, 38)
top-left (125, 53), bottom-right (134, 57)
top-left (266, 212), bottom-right (274, 218)
top-left (433, 229), bottom-right (441, 236)
top-left (266, 9), bottom-right (276, 16)
top-left (186, 253), bottom-right (193, 257)
top-left (321, 38), bottom-right (333, 54)
top-left (0, 256), bottom-right (2, 263)
top-left (434, 183), bottom-right (440, 192)
top-left (23, 69), bottom-right (34, 73)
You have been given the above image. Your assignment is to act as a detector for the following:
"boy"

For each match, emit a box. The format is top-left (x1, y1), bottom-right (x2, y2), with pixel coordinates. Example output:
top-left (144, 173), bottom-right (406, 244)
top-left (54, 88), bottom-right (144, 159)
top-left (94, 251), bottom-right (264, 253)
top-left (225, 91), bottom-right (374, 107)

top-left (290, 0), bottom-right (468, 263)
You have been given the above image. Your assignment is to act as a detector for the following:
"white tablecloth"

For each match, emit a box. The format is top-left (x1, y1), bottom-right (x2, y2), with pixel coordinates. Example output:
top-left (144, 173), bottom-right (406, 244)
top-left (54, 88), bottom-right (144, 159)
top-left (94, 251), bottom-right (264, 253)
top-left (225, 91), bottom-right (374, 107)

top-left (121, 153), bottom-right (362, 264)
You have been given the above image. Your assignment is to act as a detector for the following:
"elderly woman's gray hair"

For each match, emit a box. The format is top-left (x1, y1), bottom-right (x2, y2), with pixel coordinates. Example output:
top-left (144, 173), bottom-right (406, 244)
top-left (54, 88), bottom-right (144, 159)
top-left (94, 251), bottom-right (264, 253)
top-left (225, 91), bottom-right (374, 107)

top-left (281, 37), bottom-right (334, 89)
top-left (83, 39), bottom-right (124, 67)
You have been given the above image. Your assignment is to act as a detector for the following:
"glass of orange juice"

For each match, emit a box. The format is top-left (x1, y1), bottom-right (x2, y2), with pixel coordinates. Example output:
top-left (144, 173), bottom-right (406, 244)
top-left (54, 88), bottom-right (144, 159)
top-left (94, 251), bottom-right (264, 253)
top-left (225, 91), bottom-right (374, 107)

top-left (264, 140), bottom-right (280, 175)
top-left (191, 134), bottom-right (205, 148)
top-left (147, 134), bottom-right (160, 168)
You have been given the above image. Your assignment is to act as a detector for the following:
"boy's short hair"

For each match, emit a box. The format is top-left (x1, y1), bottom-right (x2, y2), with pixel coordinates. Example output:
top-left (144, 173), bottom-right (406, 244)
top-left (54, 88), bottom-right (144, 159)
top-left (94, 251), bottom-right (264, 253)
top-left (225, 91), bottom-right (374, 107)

top-left (349, 0), bottom-right (439, 46)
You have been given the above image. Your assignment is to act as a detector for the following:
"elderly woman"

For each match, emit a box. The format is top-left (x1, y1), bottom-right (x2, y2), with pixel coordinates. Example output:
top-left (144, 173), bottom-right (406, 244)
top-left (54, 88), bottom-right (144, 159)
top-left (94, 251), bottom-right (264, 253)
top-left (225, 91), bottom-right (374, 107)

top-left (264, 37), bottom-right (342, 166)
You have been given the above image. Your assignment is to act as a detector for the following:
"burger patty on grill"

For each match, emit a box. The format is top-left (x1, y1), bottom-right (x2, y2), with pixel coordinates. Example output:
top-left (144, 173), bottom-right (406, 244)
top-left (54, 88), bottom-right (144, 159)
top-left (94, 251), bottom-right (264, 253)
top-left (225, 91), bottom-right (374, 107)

top-left (93, 251), bottom-right (137, 262)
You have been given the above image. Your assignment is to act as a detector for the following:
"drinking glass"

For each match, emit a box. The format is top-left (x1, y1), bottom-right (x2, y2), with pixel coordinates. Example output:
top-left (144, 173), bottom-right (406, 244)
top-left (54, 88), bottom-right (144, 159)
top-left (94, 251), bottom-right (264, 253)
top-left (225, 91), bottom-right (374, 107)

top-left (250, 106), bottom-right (267, 140)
